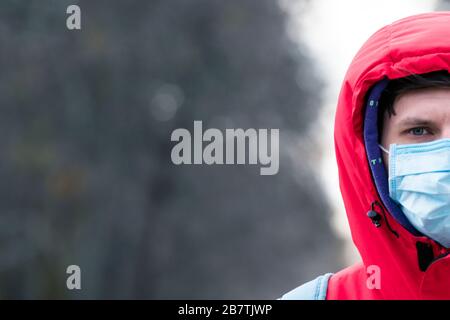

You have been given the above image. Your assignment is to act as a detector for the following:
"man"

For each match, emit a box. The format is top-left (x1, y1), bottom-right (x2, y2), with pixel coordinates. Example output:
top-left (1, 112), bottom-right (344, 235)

top-left (280, 12), bottom-right (450, 299)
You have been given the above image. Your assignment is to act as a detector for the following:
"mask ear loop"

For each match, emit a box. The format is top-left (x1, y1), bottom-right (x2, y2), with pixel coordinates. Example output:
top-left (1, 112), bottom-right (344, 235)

top-left (378, 144), bottom-right (390, 154)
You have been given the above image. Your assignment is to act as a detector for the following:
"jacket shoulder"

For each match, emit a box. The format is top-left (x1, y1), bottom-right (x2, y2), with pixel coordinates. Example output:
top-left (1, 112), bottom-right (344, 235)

top-left (278, 273), bottom-right (333, 300)
top-left (326, 262), bottom-right (373, 300)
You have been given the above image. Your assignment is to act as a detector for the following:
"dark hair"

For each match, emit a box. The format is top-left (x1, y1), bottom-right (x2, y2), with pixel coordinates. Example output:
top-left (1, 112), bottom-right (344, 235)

top-left (378, 70), bottom-right (450, 131)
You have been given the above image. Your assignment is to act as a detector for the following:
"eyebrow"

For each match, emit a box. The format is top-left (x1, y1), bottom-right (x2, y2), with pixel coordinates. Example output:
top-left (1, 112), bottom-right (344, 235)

top-left (396, 117), bottom-right (436, 127)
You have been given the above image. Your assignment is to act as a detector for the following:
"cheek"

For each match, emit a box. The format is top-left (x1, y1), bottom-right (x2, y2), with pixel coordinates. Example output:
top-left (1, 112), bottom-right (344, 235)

top-left (382, 152), bottom-right (389, 171)
top-left (380, 115), bottom-right (393, 145)
top-left (379, 114), bottom-right (392, 171)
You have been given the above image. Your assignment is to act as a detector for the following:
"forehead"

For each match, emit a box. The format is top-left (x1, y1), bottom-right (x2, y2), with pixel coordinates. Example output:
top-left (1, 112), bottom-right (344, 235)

top-left (393, 87), bottom-right (450, 118)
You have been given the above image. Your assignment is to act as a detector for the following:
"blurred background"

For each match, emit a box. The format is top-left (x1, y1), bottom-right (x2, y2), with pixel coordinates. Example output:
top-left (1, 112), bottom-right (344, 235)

top-left (0, 0), bottom-right (445, 299)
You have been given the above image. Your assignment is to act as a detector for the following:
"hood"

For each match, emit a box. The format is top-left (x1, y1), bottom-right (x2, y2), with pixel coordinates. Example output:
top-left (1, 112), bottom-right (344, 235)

top-left (333, 11), bottom-right (450, 299)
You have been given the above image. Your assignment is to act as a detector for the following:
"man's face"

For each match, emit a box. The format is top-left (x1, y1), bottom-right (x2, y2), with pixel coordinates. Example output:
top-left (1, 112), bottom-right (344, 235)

top-left (381, 87), bottom-right (450, 168)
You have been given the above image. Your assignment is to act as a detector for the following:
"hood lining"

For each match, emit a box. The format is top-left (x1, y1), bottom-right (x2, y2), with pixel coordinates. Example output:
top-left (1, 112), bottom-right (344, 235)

top-left (362, 77), bottom-right (422, 236)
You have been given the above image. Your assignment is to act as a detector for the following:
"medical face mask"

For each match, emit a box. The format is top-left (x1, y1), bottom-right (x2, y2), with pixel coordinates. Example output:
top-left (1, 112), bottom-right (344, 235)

top-left (379, 139), bottom-right (450, 248)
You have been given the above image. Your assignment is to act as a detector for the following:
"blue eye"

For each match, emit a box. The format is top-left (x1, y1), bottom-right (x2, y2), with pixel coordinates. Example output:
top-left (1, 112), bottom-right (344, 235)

top-left (409, 127), bottom-right (429, 136)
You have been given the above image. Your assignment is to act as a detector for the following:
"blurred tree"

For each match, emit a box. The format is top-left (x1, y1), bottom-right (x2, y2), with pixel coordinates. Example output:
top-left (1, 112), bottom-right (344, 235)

top-left (437, 0), bottom-right (450, 10)
top-left (0, 0), bottom-right (342, 298)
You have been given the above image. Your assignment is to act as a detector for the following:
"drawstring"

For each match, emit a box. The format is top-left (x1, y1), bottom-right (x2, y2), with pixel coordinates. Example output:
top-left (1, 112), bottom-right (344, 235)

top-left (367, 200), bottom-right (399, 238)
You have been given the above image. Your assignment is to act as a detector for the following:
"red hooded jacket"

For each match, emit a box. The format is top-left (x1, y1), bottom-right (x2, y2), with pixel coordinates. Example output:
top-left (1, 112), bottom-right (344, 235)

top-left (327, 11), bottom-right (450, 300)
